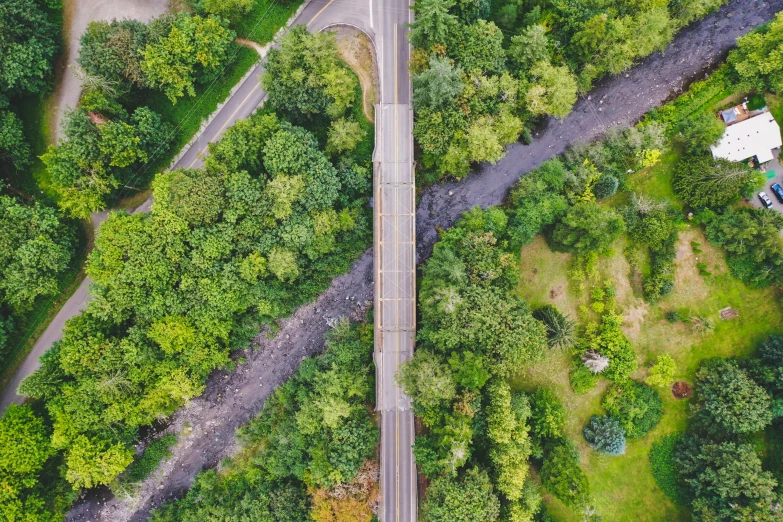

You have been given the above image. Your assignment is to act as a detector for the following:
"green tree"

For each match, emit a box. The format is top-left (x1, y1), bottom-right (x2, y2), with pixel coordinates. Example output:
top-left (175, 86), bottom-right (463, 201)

top-left (551, 202), bottom-right (625, 255)
top-left (525, 61), bottom-right (579, 119)
top-left (199, 0), bottom-right (253, 23)
top-left (583, 415), bottom-right (626, 455)
top-left (398, 350), bottom-right (456, 414)
top-left (263, 26), bottom-right (357, 121)
top-left (676, 112), bottom-right (725, 155)
top-left (409, 0), bottom-right (457, 49)
top-left (647, 354), bottom-right (676, 388)
top-left (65, 436), bottom-right (134, 489)
top-left (78, 19), bottom-right (150, 88)
top-left (0, 194), bottom-right (74, 313)
top-left (533, 304), bottom-right (575, 350)
top-left (729, 12), bottom-right (783, 93)
top-left (142, 14), bottom-right (234, 102)
top-left (673, 156), bottom-right (762, 208)
top-left (326, 117), bottom-right (365, 155)
top-left (0, 109), bottom-right (30, 170)
top-left (703, 207), bottom-right (783, 288)
top-left (540, 440), bottom-right (589, 507)
top-left (420, 467), bottom-right (501, 522)
top-left (601, 380), bottom-right (662, 439)
top-left (508, 25), bottom-right (550, 72)
top-left (529, 388), bottom-right (566, 440)
top-left (691, 358), bottom-right (773, 437)
top-left (582, 311), bottom-right (637, 381)
top-left (676, 437), bottom-right (780, 520)
top-left (0, 0), bottom-right (59, 95)
top-left (485, 378), bottom-right (517, 444)
top-left (413, 56), bottom-right (465, 110)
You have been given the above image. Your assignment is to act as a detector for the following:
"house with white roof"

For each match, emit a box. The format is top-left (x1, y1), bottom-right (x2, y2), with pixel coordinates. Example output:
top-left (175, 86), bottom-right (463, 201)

top-left (711, 111), bottom-right (783, 165)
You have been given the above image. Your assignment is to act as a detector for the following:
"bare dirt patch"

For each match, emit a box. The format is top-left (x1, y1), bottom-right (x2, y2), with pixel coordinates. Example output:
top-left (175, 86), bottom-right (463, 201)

top-left (333, 27), bottom-right (378, 123)
top-left (672, 381), bottom-right (692, 399)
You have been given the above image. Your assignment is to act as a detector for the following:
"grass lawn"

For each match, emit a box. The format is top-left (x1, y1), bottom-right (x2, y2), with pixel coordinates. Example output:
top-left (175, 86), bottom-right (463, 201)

top-left (512, 227), bottom-right (783, 521)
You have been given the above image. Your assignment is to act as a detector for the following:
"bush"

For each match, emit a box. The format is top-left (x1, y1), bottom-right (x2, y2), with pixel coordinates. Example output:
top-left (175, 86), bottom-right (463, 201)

top-left (551, 202), bottom-right (625, 255)
top-left (570, 363), bottom-right (598, 394)
top-left (540, 440), bottom-right (589, 508)
top-left (530, 388), bottom-right (566, 441)
top-left (747, 93), bottom-right (766, 111)
top-left (601, 380), bottom-right (663, 439)
top-left (118, 434), bottom-right (177, 485)
top-left (649, 434), bottom-right (685, 505)
top-left (593, 175), bottom-right (619, 199)
top-left (665, 310), bottom-right (682, 323)
top-left (647, 354), bottom-right (676, 388)
top-left (582, 311), bottom-right (637, 382)
top-left (583, 415), bottom-right (626, 455)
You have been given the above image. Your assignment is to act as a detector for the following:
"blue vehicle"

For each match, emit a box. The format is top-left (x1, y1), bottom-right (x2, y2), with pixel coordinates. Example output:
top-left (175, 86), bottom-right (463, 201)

top-left (771, 183), bottom-right (783, 204)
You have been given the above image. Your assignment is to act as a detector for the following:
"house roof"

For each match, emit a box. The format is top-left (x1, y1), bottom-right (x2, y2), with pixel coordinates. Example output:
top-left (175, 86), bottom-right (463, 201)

top-left (711, 112), bottom-right (782, 163)
top-left (721, 108), bottom-right (738, 123)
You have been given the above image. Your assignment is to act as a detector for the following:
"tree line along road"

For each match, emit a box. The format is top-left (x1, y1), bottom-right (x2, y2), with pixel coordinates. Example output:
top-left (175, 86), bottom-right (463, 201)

top-left (26, 0), bottom-right (783, 519)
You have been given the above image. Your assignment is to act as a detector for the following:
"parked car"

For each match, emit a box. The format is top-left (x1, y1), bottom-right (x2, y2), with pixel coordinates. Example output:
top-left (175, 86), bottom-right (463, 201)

top-left (759, 191), bottom-right (774, 208)
top-left (771, 183), bottom-right (783, 203)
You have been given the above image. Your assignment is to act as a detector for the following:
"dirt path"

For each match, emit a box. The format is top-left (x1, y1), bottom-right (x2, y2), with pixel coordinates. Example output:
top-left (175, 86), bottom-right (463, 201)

top-left (51, 0), bottom-right (168, 142)
top-left (67, 0), bottom-right (783, 520)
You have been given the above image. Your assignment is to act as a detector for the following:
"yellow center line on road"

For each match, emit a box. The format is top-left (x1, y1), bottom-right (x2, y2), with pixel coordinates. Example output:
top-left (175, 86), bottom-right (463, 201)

top-left (307, 0), bottom-right (337, 28)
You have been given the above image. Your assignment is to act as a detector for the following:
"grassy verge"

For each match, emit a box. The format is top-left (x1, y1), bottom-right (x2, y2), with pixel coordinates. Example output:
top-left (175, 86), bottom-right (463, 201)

top-left (511, 229), bottom-right (783, 521)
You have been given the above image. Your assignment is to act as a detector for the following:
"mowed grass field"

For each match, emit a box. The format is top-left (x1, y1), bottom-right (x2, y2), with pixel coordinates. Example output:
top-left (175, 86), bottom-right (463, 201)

top-left (511, 224), bottom-right (783, 521)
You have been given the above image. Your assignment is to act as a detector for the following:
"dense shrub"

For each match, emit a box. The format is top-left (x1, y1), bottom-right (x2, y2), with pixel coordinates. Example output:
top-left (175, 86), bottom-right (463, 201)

top-left (420, 467), bottom-right (502, 522)
top-left (581, 311), bottom-right (637, 382)
top-left (601, 380), bottom-right (663, 439)
top-left (570, 363), bottom-right (599, 394)
top-left (583, 415), bottom-right (626, 455)
top-left (540, 440), bottom-right (589, 508)
top-left (550, 202), bottom-right (625, 255)
top-left (649, 434), bottom-right (685, 505)
top-left (529, 388), bottom-right (566, 441)
top-left (593, 175), bottom-right (619, 199)
top-left (647, 354), bottom-right (677, 389)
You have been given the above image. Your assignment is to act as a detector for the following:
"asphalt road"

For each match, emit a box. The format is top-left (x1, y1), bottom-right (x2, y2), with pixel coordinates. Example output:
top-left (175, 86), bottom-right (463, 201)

top-left (372, 5), bottom-right (417, 522)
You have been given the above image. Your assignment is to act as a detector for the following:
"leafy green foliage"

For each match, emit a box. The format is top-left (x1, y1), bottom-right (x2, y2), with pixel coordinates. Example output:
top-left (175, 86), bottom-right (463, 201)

top-left (119, 434), bottom-right (177, 485)
top-left (141, 14), bottom-right (235, 103)
top-left (729, 12), bottom-right (783, 94)
top-left (583, 415), bottom-right (626, 456)
top-left (22, 104), bottom-right (372, 489)
top-left (409, 0), bottom-right (722, 182)
top-left (703, 207), bottom-right (783, 288)
top-left (153, 321), bottom-right (376, 521)
top-left (691, 358), bottom-right (773, 437)
top-left (263, 26), bottom-right (358, 121)
top-left (601, 380), bottom-right (662, 439)
top-left (647, 354), bottom-right (676, 388)
top-left (550, 202), bottom-right (625, 255)
top-left (0, 108), bottom-right (31, 170)
top-left (41, 107), bottom-right (172, 218)
top-left (0, 0), bottom-right (59, 95)
top-left (581, 311), bottom-right (637, 382)
top-left (649, 433), bottom-right (685, 505)
top-left (421, 467), bottom-right (501, 522)
top-left (540, 440), bottom-right (589, 508)
top-left (529, 388), bottom-right (566, 441)
top-left (675, 436), bottom-right (780, 520)
top-left (675, 112), bottom-right (725, 155)
top-left (673, 156), bottom-right (763, 208)
top-left (78, 19), bottom-right (150, 90)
